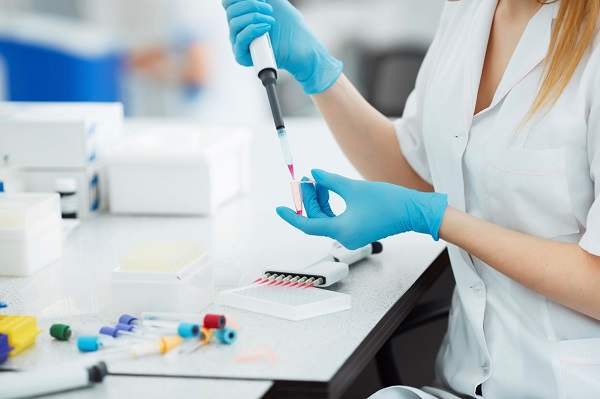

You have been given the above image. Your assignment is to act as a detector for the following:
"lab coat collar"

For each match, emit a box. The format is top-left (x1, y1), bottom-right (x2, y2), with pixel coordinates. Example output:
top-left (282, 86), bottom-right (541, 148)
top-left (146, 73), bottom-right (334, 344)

top-left (463, 1), bottom-right (557, 129)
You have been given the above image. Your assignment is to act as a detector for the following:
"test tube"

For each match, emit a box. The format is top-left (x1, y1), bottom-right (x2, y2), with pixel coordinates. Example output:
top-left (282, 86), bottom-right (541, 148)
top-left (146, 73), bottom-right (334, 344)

top-left (99, 326), bottom-right (155, 341)
top-left (136, 312), bottom-right (226, 330)
top-left (140, 320), bottom-right (200, 338)
top-left (100, 336), bottom-right (183, 360)
top-left (78, 335), bottom-right (128, 352)
top-left (289, 179), bottom-right (316, 216)
top-left (290, 181), bottom-right (303, 215)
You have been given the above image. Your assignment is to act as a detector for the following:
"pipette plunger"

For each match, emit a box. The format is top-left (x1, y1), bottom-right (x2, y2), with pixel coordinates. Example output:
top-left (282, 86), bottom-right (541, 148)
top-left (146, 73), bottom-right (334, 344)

top-left (250, 34), bottom-right (296, 179)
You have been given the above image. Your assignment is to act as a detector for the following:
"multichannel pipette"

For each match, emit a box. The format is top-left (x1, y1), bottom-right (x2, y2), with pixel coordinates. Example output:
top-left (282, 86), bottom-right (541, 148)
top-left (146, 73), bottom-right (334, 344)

top-left (250, 33), bottom-right (296, 179)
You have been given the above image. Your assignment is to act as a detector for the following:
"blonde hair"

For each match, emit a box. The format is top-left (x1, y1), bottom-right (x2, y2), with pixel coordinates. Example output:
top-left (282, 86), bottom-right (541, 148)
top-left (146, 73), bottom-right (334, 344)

top-left (527, 0), bottom-right (600, 120)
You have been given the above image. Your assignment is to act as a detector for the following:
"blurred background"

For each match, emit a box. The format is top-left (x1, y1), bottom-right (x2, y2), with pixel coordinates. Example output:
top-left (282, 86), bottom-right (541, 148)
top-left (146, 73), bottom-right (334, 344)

top-left (0, 1), bottom-right (453, 396)
top-left (0, 0), bottom-right (444, 122)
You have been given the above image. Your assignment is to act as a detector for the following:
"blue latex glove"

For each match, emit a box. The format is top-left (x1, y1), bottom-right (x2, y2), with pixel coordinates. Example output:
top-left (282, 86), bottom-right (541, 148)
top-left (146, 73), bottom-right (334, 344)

top-left (276, 170), bottom-right (448, 250)
top-left (222, 0), bottom-right (343, 94)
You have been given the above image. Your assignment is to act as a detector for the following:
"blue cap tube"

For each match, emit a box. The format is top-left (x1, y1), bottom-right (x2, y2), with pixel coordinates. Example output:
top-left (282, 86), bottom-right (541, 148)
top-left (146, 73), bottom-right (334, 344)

top-left (99, 327), bottom-right (119, 338)
top-left (118, 314), bottom-right (138, 325)
top-left (115, 323), bottom-right (135, 332)
top-left (78, 336), bottom-right (101, 352)
top-left (214, 328), bottom-right (237, 345)
top-left (177, 322), bottom-right (200, 338)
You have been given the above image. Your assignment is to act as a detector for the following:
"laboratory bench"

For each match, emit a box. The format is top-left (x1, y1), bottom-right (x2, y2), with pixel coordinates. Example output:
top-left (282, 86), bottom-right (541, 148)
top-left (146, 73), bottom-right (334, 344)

top-left (0, 118), bottom-right (447, 399)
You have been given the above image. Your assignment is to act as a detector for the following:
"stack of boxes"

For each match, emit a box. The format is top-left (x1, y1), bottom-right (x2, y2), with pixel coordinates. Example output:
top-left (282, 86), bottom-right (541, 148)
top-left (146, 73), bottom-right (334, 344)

top-left (0, 102), bottom-right (123, 219)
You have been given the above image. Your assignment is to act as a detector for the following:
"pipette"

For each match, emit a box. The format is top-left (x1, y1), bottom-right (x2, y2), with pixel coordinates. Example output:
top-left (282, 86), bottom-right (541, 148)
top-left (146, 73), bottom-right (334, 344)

top-left (250, 33), bottom-right (296, 179)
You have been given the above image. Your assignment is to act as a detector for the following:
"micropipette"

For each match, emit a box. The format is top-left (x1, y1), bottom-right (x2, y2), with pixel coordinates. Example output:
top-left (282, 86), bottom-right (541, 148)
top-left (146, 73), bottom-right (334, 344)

top-left (250, 33), bottom-right (296, 179)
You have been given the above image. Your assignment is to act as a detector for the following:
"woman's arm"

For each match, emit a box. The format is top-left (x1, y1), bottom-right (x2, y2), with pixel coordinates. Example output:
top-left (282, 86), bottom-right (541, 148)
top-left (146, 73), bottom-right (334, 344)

top-left (439, 206), bottom-right (600, 321)
top-left (311, 74), bottom-right (433, 192)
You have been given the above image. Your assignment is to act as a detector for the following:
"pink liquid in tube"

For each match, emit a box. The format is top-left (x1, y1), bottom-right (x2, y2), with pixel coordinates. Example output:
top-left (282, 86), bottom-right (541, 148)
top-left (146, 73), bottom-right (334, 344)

top-left (289, 179), bottom-right (316, 216)
top-left (289, 181), bottom-right (303, 215)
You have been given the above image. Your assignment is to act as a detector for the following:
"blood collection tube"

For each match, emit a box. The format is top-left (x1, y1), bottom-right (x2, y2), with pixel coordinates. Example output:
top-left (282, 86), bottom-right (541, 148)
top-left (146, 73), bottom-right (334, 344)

top-left (99, 326), bottom-right (156, 341)
top-left (78, 335), bottom-right (127, 352)
top-left (50, 324), bottom-right (74, 341)
top-left (139, 320), bottom-right (200, 338)
top-left (138, 312), bottom-right (226, 330)
top-left (102, 336), bottom-right (183, 360)
top-left (214, 328), bottom-right (237, 345)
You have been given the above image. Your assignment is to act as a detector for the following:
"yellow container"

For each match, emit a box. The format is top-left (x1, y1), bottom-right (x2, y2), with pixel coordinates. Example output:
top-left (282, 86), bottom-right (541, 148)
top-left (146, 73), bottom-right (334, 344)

top-left (0, 315), bottom-right (43, 356)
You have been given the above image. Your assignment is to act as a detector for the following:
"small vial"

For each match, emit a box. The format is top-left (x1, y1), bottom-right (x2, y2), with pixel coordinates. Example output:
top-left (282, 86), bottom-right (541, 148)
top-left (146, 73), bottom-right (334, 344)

top-left (289, 179), bottom-right (317, 216)
top-left (289, 181), bottom-right (303, 215)
top-left (55, 177), bottom-right (78, 219)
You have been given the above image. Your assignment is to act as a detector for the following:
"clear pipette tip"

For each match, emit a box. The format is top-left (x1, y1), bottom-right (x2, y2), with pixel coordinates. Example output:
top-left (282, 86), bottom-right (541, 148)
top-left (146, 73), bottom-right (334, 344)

top-left (277, 128), bottom-right (295, 180)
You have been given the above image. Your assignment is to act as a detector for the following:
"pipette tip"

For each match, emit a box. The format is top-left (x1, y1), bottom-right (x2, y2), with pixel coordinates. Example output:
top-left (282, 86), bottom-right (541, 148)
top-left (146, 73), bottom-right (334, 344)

top-left (288, 164), bottom-right (295, 180)
top-left (296, 210), bottom-right (303, 215)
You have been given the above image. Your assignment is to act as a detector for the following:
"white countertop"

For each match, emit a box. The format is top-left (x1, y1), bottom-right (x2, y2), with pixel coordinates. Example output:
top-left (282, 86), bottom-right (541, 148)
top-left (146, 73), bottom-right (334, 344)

top-left (0, 117), bottom-right (445, 394)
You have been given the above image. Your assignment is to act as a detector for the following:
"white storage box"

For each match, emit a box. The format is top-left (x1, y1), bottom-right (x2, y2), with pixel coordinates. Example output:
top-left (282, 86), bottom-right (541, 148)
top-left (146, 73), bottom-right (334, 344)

top-left (111, 240), bottom-right (213, 320)
top-left (23, 162), bottom-right (108, 219)
top-left (0, 193), bottom-right (62, 276)
top-left (0, 102), bottom-right (123, 168)
top-left (106, 123), bottom-right (251, 215)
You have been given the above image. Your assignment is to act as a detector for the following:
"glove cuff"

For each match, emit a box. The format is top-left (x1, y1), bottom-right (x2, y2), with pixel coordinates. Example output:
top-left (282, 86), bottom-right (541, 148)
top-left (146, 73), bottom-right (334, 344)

top-left (297, 48), bottom-right (343, 95)
top-left (425, 193), bottom-right (448, 241)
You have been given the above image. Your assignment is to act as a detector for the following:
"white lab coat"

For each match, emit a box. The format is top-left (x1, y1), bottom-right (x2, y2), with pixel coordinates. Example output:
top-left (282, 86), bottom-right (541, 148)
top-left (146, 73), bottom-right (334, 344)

top-left (370, 1), bottom-right (600, 398)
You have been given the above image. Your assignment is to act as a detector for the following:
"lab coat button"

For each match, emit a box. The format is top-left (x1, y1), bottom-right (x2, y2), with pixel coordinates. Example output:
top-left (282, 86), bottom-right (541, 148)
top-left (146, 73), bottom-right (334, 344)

top-left (470, 283), bottom-right (484, 296)
top-left (481, 362), bottom-right (490, 374)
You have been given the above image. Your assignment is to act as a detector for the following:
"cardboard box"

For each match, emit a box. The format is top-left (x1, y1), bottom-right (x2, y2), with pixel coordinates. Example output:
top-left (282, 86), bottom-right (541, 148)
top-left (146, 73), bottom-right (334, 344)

top-left (0, 193), bottom-right (62, 276)
top-left (22, 163), bottom-right (108, 219)
top-left (106, 123), bottom-right (251, 215)
top-left (0, 102), bottom-right (123, 168)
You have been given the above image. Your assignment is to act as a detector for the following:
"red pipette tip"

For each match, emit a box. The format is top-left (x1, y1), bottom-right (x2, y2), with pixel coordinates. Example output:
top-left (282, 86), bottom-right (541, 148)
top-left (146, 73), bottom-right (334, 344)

top-left (288, 164), bottom-right (295, 180)
top-left (281, 281), bottom-right (291, 287)
top-left (252, 278), bottom-right (263, 284)
top-left (268, 280), bottom-right (279, 286)
top-left (298, 283), bottom-right (306, 288)
top-left (296, 210), bottom-right (302, 215)
top-left (289, 282), bottom-right (299, 288)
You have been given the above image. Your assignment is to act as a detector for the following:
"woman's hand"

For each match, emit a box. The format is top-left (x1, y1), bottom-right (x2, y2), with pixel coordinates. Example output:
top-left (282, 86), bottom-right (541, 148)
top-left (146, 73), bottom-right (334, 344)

top-left (222, 0), bottom-right (343, 94)
top-left (276, 169), bottom-right (448, 249)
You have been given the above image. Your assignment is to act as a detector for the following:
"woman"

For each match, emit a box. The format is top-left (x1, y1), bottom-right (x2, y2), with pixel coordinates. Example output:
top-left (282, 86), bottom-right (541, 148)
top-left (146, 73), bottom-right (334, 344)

top-left (222, 0), bottom-right (600, 397)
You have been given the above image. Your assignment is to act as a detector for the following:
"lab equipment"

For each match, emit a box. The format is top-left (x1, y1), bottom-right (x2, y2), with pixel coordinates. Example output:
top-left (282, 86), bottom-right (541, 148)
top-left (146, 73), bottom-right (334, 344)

top-left (0, 315), bottom-right (43, 356)
top-left (289, 179), bottom-right (317, 215)
top-left (24, 164), bottom-right (106, 220)
top-left (0, 193), bottom-right (62, 276)
top-left (138, 312), bottom-right (226, 330)
top-left (220, 283), bottom-right (351, 321)
top-left (111, 240), bottom-right (213, 320)
top-left (248, 33), bottom-right (295, 179)
top-left (134, 320), bottom-right (201, 338)
top-left (0, 334), bottom-right (13, 363)
top-left (223, 0), bottom-right (343, 94)
top-left (254, 241), bottom-right (382, 287)
top-left (78, 335), bottom-right (124, 352)
top-left (106, 122), bottom-right (251, 215)
top-left (0, 102), bottom-right (122, 219)
top-left (276, 169), bottom-right (448, 250)
top-left (50, 323), bottom-right (72, 341)
top-left (256, 262), bottom-right (347, 289)
top-left (55, 178), bottom-right (78, 219)
top-left (0, 155), bottom-right (24, 193)
top-left (0, 102), bottom-right (123, 169)
top-left (214, 328), bottom-right (237, 345)
top-left (99, 326), bottom-right (156, 341)
top-left (226, 5), bottom-right (287, 174)
top-left (0, 361), bottom-right (107, 399)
